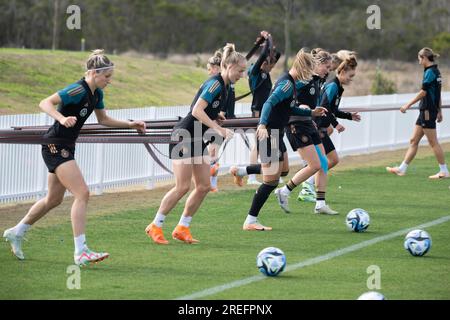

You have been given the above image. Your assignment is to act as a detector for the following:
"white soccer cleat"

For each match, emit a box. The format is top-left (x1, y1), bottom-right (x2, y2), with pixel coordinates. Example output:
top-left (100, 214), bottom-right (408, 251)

top-left (3, 228), bottom-right (25, 260)
top-left (243, 221), bottom-right (272, 231)
top-left (315, 205), bottom-right (339, 215)
top-left (428, 172), bottom-right (450, 179)
top-left (74, 248), bottom-right (109, 267)
top-left (274, 188), bottom-right (290, 213)
top-left (247, 179), bottom-right (262, 186)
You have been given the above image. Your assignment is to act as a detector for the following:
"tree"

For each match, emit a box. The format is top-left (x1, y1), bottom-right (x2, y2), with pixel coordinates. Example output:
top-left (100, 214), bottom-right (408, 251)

top-left (51, 0), bottom-right (60, 50)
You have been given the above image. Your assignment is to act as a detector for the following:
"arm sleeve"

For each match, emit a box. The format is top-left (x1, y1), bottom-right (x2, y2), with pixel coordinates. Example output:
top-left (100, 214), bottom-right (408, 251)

top-left (57, 83), bottom-right (85, 106)
top-left (251, 42), bottom-right (269, 76)
top-left (259, 80), bottom-right (293, 125)
top-left (199, 79), bottom-right (222, 104)
top-left (96, 89), bottom-right (105, 109)
top-left (335, 110), bottom-right (352, 120)
top-left (320, 83), bottom-right (339, 127)
top-left (422, 69), bottom-right (436, 91)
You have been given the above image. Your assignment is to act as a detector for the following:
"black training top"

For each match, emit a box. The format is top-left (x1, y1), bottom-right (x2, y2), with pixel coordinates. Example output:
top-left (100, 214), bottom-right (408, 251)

top-left (44, 78), bottom-right (104, 143)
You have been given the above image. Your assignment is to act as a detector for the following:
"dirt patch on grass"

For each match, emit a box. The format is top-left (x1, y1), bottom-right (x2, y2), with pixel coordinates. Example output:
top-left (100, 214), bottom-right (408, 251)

top-left (1, 142), bottom-right (449, 231)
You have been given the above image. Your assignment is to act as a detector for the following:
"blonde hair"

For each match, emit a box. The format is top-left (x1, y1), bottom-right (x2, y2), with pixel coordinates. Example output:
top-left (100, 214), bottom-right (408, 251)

top-left (336, 56), bottom-right (358, 74)
top-left (419, 47), bottom-right (440, 62)
top-left (311, 48), bottom-right (332, 64)
top-left (221, 43), bottom-right (246, 69)
top-left (292, 48), bottom-right (315, 82)
top-left (207, 50), bottom-right (222, 68)
top-left (331, 50), bottom-right (357, 71)
top-left (86, 49), bottom-right (114, 72)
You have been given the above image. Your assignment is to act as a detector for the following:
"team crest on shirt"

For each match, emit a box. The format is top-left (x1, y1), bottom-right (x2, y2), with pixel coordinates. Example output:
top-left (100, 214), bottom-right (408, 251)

top-left (261, 73), bottom-right (267, 79)
top-left (290, 100), bottom-right (296, 107)
top-left (60, 149), bottom-right (69, 158)
top-left (310, 87), bottom-right (315, 95)
top-left (212, 100), bottom-right (220, 108)
top-left (301, 135), bottom-right (309, 143)
top-left (79, 108), bottom-right (88, 117)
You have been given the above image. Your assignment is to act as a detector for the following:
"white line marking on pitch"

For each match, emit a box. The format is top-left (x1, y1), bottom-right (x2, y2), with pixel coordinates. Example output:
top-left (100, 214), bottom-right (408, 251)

top-left (175, 215), bottom-right (450, 300)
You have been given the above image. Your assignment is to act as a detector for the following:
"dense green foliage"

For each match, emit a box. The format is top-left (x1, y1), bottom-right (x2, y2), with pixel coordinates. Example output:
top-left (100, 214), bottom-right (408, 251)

top-left (1, 0), bottom-right (449, 61)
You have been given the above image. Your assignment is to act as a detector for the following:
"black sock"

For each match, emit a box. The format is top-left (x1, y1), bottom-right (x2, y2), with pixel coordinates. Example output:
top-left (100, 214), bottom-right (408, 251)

top-left (248, 183), bottom-right (277, 217)
top-left (286, 179), bottom-right (297, 191)
top-left (246, 164), bottom-right (261, 175)
top-left (317, 191), bottom-right (325, 201)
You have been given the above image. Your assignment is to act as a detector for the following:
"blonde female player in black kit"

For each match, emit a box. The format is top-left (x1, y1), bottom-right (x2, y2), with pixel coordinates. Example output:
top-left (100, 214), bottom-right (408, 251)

top-left (145, 43), bottom-right (246, 244)
top-left (206, 50), bottom-right (224, 192)
top-left (386, 47), bottom-right (448, 179)
top-left (242, 49), bottom-right (326, 231)
top-left (311, 54), bottom-right (361, 214)
top-left (274, 49), bottom-right (333, 213)
top-left (3, 50), bottom-right (146, 266)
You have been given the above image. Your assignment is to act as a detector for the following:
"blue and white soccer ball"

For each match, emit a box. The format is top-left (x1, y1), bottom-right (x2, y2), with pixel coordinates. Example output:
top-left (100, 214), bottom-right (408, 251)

top-left (346, 208), bottom-right (370, 232)
top-left (404, 229), bottom-right (432, 257)
top-left (257, 247), bottom-right (286, 277)
top-left (357, 291), bottom-right (386, 300)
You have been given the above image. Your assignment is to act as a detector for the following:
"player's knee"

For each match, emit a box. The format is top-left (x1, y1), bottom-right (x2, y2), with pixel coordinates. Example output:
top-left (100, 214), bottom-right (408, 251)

top-left (196, 183), bottom-right (211, 194)
top-left (410, 138), bottom-right (420, 146)
top-left (76, 188), bottom-right (90, 202)
top-left (176, 184), bottom-right (191, 196)
top-left (309, 161), bottom-right (322, 172)
top-left (329, 158), bottom-right (339, 168)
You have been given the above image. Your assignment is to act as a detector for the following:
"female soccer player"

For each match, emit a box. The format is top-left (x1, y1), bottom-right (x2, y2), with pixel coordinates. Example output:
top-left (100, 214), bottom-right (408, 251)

top-left (311, 54), bottom-right (361, 214)
top-left (145, 43), bottom-right (245, 244)
top-left (274, 48), bottom-right (333, 213)
top-left (230, 31), bottom-right (281, 186)
top-left (386, 47), bottom-right (448, 178)
top-left (298, 49), bottom-right (358, 202)
top-left (242, 49), bottom-right (326, 231)
top-left (206, 50), bottom-right (224, 192)
top-left (3, 50), bottom-right (146, 266)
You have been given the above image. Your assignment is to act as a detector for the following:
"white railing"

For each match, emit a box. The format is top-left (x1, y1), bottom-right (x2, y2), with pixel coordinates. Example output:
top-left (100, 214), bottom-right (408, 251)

top-left (1, 92), bottom-right (449, 203)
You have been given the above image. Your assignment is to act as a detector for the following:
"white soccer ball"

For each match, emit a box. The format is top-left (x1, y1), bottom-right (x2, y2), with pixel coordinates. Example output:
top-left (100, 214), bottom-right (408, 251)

top-left (346, 208), bottom-right (370, 232)
top-left (256, 247), bottom-right (286, 277)
top-left (357, 291), bottom-right (386, 300)
top-left (404, 229), bottom-right (432, 257)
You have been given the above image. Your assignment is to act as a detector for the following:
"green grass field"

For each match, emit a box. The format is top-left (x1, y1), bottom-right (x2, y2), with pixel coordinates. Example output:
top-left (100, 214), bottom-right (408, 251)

top-left (1, 154), bottom-right (449, 300)
top-left (0, 48), bottom-right (251, 114)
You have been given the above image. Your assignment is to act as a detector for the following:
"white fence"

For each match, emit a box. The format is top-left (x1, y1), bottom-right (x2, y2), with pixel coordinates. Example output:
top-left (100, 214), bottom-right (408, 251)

top-left (1, 92), bottom-right (449, 203)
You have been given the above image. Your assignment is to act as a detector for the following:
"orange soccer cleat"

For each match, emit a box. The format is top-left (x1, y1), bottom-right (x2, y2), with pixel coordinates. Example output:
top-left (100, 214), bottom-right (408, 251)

top-left (172, 225), bottom-right (199, 244)
top-left (145, 223), bottom-right (169, 245)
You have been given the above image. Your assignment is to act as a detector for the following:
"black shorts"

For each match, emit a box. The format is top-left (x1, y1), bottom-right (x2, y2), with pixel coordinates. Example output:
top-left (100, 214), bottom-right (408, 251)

top-left (318, 129), bottom-right (335, 154)
top-left (286, 122), bottom-right (321, 151)
top-left (257, 128), bottom-right (286, 164)
top-left (168, 127), bottom-right (224, 160)
top-left (41, 144), bottom-right (75, 173)
top-left (169, 138), bottom-right (208, 160)
top-left (416, 109), bottom-right (437, 129)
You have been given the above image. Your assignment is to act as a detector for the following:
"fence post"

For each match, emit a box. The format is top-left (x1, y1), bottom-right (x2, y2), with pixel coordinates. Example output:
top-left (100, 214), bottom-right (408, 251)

top-left (391, 94), bottom-right (398, 149)
top-left (38, 113), bottom-right (51, 200)
top-left (94, 143), bottom-right (105, 195)
top-left (147, 107), bottom-right (157, 190)
top-left (364, 95), bottom-right (373, 153)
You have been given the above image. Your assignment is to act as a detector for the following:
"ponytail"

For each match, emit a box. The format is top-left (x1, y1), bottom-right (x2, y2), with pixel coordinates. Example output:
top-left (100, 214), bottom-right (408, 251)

top-left (86, 49), bottom-right (114, 73)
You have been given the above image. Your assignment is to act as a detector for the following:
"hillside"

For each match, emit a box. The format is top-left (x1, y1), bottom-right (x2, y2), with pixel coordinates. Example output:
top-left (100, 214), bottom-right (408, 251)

top-left (0, 48), bottom-right (251, 115)
top-left (1, 48), bottom-right (449, 115)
